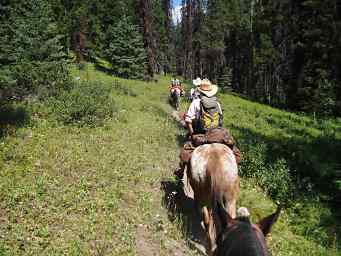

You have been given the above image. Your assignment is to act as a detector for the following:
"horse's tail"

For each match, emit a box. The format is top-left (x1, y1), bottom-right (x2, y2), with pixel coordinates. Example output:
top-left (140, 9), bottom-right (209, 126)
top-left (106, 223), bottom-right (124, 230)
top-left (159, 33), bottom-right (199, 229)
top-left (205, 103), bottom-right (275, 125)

top-left (212, 182), bottom-right (234, 233)
top-left (209, 152), bottom-right (238, 219)
top-left (210, 166), bottom-right (227, 213)
top-left (215, 198), bottom-right (231, 229)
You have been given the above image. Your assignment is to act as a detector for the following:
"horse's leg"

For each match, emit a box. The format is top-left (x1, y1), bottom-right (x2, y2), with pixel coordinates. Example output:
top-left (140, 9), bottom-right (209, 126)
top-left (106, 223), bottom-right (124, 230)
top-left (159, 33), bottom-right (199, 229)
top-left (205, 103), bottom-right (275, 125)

top-left (209, 208), bottom-right (216, 255)
top-left (193, 195), bottom-right (200, 212)
top-left (175, 94), bottom-right (180, 110)
top-left (201, 206), bottom-right (209, 231)
top-left (226, 199), bottom-right (237, 219)
top-left (227, 178), bottom-right (240, 219)
top-left (200, 207), bottom-right (215, 256)
top-left (201, 206), bottom-right (215, 256)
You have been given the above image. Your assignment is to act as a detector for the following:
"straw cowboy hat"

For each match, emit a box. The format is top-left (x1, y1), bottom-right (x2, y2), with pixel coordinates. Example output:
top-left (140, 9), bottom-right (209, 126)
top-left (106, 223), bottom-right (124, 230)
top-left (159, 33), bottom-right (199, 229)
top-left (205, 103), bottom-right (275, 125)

top-left (192, 77), bottom-right (202, 86)
top-left (197, 79), bottom-right (218, 97)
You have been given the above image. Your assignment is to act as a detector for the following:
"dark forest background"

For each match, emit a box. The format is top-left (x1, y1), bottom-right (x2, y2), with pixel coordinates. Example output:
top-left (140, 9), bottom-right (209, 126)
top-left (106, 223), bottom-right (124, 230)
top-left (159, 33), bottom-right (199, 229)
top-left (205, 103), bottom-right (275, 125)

top-left (0, 0), bottom-right (340, 116)
top-left (178, 0), bottom-right (341, 117)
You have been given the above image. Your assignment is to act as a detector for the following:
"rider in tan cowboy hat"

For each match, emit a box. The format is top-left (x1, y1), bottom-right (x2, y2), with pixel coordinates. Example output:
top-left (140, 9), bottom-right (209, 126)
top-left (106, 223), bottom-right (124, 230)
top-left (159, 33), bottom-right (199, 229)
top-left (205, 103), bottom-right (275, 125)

top-left (174, 78), bottom-right (242, 180)
top-left (197, 79), bottom-right (218, 96)
top-left (185, 78), bottom-right (222, 136)
top-left (174, 78), bottom-right (225, 179)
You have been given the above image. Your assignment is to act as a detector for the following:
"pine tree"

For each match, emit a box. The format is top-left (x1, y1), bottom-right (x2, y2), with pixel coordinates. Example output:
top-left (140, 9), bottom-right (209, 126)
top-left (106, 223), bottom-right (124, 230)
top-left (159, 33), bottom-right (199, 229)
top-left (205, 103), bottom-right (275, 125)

top-left (0, 0), bottom-right (69, 101)
top-left (104, 16), bottom-right (147, 79)
top-left (153, 0), bottom-right (173, 74)
top-left (137, 0), bottom-right (157, 79)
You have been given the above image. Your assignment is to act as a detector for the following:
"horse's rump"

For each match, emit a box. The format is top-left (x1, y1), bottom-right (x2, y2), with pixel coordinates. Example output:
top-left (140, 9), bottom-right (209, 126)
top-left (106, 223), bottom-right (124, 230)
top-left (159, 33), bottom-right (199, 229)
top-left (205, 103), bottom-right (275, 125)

top-left (170, 88), bottom-right (181, 96)
top-left (187, 143), bottom-right (239, 254)
top-left (189, 143), bottom-right (239, 214)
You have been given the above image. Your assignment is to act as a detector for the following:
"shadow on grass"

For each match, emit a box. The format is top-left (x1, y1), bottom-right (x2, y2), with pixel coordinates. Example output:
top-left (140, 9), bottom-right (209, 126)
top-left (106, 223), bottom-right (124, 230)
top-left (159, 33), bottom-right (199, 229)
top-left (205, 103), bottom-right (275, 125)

top-left (0, 104), bottom-right (30, 138)
top-left (160, 179), bottom-right (207, 253)
top-left (230, 124), bottom-right (341, 249)
top-left (231, 123), bottom-right (341, 202)
top-left (94, 63), bottom-right (116, 76)
top-left (176, 134), bottom-right (187, 148)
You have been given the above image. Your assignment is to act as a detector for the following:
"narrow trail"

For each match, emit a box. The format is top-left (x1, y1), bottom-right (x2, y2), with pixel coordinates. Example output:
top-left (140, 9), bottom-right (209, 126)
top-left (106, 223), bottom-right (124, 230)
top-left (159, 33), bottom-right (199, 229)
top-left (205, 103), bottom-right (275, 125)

top-left (167, 105), bottom-right (210, 255)
top-left (170, 111), bottom-right (186, 128)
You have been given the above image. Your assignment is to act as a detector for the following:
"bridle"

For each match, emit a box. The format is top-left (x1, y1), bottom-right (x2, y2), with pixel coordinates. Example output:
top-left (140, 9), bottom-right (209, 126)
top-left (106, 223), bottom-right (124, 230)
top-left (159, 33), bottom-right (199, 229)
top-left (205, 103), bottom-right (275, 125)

top-left (215, 219), bottom-right (269, 256)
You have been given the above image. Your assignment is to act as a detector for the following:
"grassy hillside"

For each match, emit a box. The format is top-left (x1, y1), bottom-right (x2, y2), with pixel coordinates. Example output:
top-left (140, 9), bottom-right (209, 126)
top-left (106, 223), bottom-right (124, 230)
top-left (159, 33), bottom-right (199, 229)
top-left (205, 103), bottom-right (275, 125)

top-left (0, 64), bottom-right (340, 255)
top-left (219, 90), bottom-right (341, 253)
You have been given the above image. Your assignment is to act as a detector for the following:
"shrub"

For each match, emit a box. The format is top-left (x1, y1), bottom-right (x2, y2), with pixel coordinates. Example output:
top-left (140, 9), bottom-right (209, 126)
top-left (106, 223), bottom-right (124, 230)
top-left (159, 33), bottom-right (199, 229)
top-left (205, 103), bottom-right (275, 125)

top-left (112, 80), bottom-right (137, 97)
top-left (263, 159), bottom-right (294, 204)
top-left (240, 143), bottom-right (294, 206)
top-left (0, 103), bottom-right (30, 138)
top-left (49, 81), bottom-right (117, 127)
top-left (12, 61), bottom-right (70, 97)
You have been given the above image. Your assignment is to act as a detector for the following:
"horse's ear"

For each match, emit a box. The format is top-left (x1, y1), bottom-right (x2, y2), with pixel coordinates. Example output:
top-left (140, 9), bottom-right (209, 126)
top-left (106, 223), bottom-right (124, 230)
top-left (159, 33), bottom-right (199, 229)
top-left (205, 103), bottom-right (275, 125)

top-left (216, 201), bottom-right (233, 228)
top-left (256, 205), bottom-right (282, 236)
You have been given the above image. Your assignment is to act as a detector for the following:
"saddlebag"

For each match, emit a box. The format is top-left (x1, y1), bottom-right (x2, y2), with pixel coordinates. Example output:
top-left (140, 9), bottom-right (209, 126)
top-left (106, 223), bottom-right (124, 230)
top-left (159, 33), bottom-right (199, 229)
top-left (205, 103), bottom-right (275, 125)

top-left (192, 128), bottom-right (235, 147)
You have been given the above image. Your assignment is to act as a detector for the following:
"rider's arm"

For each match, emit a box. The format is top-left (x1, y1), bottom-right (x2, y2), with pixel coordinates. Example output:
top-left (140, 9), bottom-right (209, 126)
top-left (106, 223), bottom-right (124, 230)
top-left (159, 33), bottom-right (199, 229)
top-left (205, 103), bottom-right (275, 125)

top-left (187, 122), bottom-right (194, 136)
top-left (184, 99), bottom-right (200, 135)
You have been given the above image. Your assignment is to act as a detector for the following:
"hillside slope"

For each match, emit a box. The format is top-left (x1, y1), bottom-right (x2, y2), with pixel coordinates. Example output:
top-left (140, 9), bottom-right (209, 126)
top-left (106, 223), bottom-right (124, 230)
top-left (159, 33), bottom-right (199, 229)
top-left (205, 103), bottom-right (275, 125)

top-left (0, 65), bottom-right (340, 255)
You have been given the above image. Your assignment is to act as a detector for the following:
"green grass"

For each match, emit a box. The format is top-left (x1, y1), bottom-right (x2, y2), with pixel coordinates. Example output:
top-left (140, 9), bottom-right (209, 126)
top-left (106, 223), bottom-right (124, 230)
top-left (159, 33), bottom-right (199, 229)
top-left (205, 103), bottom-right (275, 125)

top-left (217, 90), bottom-right (341, 253)
top-left (0, 63), bottom-right (340, 255)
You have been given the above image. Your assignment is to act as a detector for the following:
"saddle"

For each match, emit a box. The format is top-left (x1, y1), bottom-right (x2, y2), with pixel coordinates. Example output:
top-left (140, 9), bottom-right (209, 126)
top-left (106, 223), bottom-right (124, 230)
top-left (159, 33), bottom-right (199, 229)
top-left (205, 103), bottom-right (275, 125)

top-left (192, 127), bottom-right (235, 147)
top-left (180, 128), bottom-right (241, 165)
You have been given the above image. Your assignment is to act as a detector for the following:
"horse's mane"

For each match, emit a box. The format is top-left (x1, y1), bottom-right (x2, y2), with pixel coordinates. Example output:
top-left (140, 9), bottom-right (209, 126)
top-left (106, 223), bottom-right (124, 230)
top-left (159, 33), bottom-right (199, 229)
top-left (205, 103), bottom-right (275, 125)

top-left (216, 219), bottom-right (268, 256)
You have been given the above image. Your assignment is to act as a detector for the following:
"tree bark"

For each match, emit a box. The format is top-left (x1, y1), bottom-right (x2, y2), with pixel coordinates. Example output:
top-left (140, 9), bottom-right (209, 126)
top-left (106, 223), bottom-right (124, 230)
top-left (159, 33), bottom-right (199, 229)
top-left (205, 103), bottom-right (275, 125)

top-left (137, 0), bottom-right (156, 79)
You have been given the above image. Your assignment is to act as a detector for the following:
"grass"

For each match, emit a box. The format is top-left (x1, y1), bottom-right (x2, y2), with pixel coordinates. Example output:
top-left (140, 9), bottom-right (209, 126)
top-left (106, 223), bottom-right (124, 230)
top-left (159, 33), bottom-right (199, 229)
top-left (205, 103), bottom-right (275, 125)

top-left (217, 89), bottom-right (341, 252)
top-left (0, 63), bottom-right (340, 255)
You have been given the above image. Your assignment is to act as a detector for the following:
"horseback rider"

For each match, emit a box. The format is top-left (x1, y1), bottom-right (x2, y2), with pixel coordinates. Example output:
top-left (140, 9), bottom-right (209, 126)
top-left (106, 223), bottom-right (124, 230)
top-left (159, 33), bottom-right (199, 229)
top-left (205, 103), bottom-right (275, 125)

top-left (185, 78), bottom-right (223, 137)
top-left (175, 78), bottom-right (240, 179)
top-left (169, 78), bottom-right (185, 96)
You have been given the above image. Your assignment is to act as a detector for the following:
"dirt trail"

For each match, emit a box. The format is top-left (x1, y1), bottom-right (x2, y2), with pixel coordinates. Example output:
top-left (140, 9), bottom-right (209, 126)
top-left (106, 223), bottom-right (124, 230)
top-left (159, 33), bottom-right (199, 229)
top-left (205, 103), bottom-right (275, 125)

top-left (171, 110), bottom-right (186, 128)
top-left (133, 98), bottom-right (207, 255)
top-left (164, 109), bottom-right (209, 255)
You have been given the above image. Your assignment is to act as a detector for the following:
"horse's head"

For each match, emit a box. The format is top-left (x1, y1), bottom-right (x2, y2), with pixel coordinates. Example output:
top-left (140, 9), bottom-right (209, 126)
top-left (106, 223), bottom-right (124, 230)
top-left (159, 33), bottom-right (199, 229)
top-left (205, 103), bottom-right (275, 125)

top-left (214, 203), bottom-right (281, 256)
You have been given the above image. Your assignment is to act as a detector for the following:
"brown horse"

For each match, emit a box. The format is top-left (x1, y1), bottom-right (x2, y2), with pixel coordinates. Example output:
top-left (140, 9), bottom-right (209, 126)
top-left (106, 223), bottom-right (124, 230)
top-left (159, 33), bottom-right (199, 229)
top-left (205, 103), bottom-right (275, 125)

top-left (187, 143), bottom-right (240, 254)
top-left (214, 203), bottom-right (281, 256)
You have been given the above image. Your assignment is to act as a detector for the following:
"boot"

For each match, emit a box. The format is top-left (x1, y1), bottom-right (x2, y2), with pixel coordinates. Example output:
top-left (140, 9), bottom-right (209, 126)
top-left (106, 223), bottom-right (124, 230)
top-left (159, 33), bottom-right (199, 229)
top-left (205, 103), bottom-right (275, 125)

top-left (174, 163), bottom-right (185, 180)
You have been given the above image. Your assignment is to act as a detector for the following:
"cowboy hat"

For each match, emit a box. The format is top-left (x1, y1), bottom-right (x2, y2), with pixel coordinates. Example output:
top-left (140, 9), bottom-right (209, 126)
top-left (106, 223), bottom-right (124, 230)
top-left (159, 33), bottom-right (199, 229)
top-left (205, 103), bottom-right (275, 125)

top-left (192, 77), bottom-right (202, 86)
top-left (197, 79), bottom-right (218, 97)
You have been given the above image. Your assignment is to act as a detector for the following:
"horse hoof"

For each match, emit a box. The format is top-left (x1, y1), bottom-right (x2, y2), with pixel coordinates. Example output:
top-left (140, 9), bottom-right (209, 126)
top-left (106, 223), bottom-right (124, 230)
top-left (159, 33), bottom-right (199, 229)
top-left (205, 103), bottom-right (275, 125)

top-left (200, 221), bottom-right (206, 230)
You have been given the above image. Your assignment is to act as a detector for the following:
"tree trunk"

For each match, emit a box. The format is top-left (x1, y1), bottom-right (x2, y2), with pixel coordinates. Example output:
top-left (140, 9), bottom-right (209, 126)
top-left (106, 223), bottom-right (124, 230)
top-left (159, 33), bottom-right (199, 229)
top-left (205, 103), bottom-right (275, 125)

top-left (137, 0), bottom-right (156, 79)
top-left (183, 0), bottom-right (194, 79)
top-left (73, 16), bottom-right (87, 63)
top-left (162, 0), bottom-right (172, 74)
